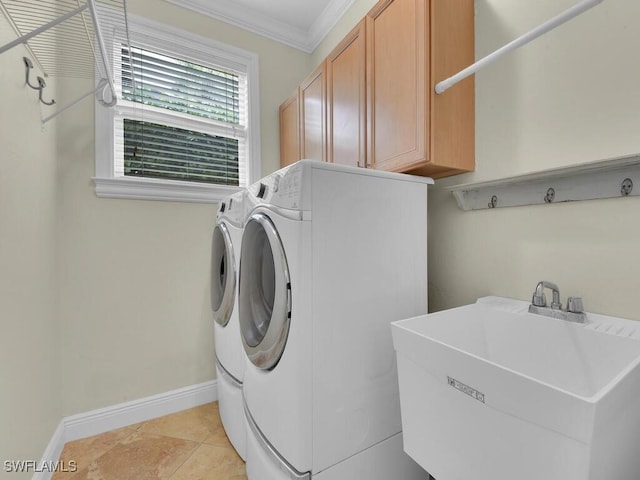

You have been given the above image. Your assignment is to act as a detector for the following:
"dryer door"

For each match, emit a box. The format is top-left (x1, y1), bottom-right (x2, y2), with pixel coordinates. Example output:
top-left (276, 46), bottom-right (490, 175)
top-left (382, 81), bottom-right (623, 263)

top-left (210, 222), bottom-right (236, 327)
top-left (239, 213), bottom-right (291, 370)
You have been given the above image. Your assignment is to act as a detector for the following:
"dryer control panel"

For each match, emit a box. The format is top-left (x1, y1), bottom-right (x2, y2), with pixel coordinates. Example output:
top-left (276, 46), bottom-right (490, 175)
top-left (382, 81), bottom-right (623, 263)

top-left (247, 161), bottom-right (311, 212)
top-left (217, 188), bottom-right (246, 226)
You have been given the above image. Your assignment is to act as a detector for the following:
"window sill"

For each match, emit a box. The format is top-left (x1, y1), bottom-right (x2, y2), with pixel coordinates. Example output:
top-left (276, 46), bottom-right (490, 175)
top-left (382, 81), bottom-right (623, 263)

top-left (93, 176), bottom-right (241, 203)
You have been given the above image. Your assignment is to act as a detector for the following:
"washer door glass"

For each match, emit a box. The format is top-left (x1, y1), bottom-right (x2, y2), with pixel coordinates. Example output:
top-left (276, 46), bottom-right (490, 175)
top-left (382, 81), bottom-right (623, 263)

top-left (239, 213), bottom-right (291, 370)
top-left (210, 222), bottom-right (236, 327)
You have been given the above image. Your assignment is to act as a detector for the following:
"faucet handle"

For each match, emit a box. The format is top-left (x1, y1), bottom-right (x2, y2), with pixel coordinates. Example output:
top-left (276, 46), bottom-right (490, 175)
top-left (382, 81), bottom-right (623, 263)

top-left (567, 297), bottom-right (584, 313)
top-left (532, 292), bottom-right (546, 307)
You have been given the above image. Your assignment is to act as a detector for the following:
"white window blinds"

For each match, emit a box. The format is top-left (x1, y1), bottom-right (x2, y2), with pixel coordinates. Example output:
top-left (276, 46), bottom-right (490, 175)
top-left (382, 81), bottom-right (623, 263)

top-left (94, 13), bottom-right (260, 202)
top-left (115, 45), bottom-right (248, 186)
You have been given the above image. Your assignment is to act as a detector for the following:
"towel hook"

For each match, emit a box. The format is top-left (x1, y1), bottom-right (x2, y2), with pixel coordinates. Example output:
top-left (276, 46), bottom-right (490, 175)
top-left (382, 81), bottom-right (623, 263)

top-left (23, 57), bottom-right (40, 90)
top-left (23, 56), bottom-right (56, 105)
top-left (36, 77), bottom-right (56, 106)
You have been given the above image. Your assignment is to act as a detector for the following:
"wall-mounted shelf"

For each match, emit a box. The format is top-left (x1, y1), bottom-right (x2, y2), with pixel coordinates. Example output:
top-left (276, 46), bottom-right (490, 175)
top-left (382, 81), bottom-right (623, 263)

top-left (447, 154), bottom-right (640, 211)
top-left (0, 0), bottom-right (131, 123)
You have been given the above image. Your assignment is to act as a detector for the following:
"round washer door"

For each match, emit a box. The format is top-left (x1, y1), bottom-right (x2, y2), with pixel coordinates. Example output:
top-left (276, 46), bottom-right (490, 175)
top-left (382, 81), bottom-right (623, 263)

top-left (210, 222), bottom-right (236, 327)
top-left (239, 213), bottom-right (291, 370)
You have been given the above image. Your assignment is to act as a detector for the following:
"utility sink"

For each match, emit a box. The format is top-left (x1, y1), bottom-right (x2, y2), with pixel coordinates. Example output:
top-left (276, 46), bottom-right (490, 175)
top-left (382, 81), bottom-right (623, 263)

top-left (391, 296), bottom-right (640, 480)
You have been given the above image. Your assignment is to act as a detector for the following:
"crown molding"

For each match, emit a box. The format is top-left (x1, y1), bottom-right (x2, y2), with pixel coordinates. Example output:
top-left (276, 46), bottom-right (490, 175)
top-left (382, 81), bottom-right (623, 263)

top-left (166, 0), bottom-right (355, 54)
top-left (308, 0), bottom-right (356, 51)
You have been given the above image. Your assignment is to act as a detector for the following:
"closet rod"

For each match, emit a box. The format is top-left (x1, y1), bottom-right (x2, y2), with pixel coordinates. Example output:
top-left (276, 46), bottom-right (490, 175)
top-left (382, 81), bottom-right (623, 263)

top-left (434, 0), bottom-right (605, 95)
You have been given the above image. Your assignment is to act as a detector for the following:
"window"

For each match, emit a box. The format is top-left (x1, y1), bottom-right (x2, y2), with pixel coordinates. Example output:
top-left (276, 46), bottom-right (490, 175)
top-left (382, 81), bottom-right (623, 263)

top-left (94, 13), bottom-right (260, 202)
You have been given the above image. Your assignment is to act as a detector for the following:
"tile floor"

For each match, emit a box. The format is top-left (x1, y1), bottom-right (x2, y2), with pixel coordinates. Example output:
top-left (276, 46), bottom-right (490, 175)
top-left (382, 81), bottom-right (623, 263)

top-left (52, 402), bottom-right (246, 480)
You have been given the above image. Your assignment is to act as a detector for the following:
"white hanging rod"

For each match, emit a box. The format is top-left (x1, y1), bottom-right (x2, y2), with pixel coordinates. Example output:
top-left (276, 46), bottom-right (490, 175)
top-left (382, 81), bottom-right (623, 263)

top-left (41, 80), bottom-right (112, 124)
top-left (434, 0), bottom-right (605, 95)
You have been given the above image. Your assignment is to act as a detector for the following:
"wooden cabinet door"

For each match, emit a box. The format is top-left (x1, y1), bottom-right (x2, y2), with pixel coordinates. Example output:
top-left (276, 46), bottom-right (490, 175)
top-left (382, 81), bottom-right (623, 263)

top-left (299, 63), bottom-right (326, 162)
top-left (429, 0), bottom-right (475, 177)
top-left (279, 0), bottom-right (473, 177)
top-left (326, 20), bottom-right (366, 168)
top-left (279, 90), bottom-right (300, 168)
top-left (366, 0), bottom-right (428, 172)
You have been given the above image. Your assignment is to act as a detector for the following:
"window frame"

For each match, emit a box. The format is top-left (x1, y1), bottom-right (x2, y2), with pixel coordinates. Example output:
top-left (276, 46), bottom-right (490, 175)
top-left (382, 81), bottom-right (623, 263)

top-left (94, 13), bottom-right (261, 203)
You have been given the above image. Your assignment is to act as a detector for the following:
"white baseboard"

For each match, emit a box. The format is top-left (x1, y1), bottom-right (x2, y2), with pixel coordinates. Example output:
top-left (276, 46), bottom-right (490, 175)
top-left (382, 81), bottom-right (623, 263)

top-left (33, 380), bottom-right (217, 480)
top-left (64, 380), bottom-right (218, 442)
top-left (31, 420), bottom-right (65, 480)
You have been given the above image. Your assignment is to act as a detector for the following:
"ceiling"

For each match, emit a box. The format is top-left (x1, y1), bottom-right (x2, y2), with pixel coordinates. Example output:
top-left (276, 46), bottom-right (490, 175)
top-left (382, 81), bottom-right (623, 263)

top-left (166, 0), bottom-right (355, 53)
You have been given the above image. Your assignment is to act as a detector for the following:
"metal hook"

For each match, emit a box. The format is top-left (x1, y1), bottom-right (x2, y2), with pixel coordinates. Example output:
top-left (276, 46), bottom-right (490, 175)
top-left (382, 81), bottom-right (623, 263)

top-left (37, 77), bottom-right (56, 106)
top-left (544, 187), bottom-right (555, 203)
top-left (23, 57), bottom-right (40, 90)
top-left (24, 57), bottom-right (55, 106)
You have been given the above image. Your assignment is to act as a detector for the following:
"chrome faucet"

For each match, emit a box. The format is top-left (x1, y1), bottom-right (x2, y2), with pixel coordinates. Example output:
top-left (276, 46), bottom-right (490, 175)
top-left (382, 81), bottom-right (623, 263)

top-left (528, 280), bottom-right (586, 323)
top-left (532, 281), bottom-right (562, 309)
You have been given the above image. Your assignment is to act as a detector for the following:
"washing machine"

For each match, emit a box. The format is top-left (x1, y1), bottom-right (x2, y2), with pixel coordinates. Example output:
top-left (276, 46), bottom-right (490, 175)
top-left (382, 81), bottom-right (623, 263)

top-left (239, 160), bottom-right (432, 479)
top-left (211, 188), bottom-right (247, 460)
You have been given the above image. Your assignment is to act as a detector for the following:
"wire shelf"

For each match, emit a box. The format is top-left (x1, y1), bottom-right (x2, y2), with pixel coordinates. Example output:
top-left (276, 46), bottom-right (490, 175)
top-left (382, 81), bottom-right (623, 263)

top-left (0, 0), bottom-right (132, 123)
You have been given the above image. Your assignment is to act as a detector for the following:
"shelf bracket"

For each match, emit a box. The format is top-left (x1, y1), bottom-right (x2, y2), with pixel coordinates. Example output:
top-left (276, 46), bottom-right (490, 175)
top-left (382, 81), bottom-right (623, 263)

top-left (87, 0), bottom-right (117, 109)
top-left (434, 0), bottom-right (605, 95)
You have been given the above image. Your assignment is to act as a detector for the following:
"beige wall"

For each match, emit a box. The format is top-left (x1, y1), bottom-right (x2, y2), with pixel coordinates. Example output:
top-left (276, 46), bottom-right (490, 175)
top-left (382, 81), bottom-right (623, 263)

top-left (0, 15), bottom-right (61, 476)
top-left (1, 0), bottom-right (310, 460)
top-left (430, 0), bottom-right (640, 319)
top-left (55, 0), bottom-right (309, 415)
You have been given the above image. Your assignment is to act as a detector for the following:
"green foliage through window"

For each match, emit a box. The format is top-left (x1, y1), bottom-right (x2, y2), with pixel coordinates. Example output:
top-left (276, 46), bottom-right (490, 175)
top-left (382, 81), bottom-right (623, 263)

top-left (122, 46), bottom-right (240, 124)
top-left (119, 46), bottom-right (243, 186)
top-left (124, 119), bottom-right (239, 185)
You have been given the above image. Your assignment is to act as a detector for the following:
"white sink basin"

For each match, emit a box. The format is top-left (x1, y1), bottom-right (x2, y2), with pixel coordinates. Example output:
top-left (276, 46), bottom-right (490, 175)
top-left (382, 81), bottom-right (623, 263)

top-left (391, 296), bottom-right (640, 480)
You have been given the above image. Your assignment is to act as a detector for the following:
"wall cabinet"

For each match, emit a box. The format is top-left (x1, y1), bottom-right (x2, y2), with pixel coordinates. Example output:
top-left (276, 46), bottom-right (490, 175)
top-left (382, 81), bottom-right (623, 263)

top-left (326, 20), bottom-right (366, 168)
top-left (279, 90), bottom-right (300, 168)
top-left (278, 0), bottom-right (474, 178)
top-left (300, 63), bottom-right (326, 162)
top-left (367, 0), bottom-right (474, 177)
top-left (279, 63), bottom-right (328, 167)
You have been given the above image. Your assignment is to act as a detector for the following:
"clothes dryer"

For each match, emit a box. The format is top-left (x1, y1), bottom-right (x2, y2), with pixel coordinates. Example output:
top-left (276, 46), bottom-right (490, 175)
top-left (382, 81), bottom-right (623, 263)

top-left (239, 160), bottom-right (432, 479)
top-left (211, 188), bottom-right (247, 460)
